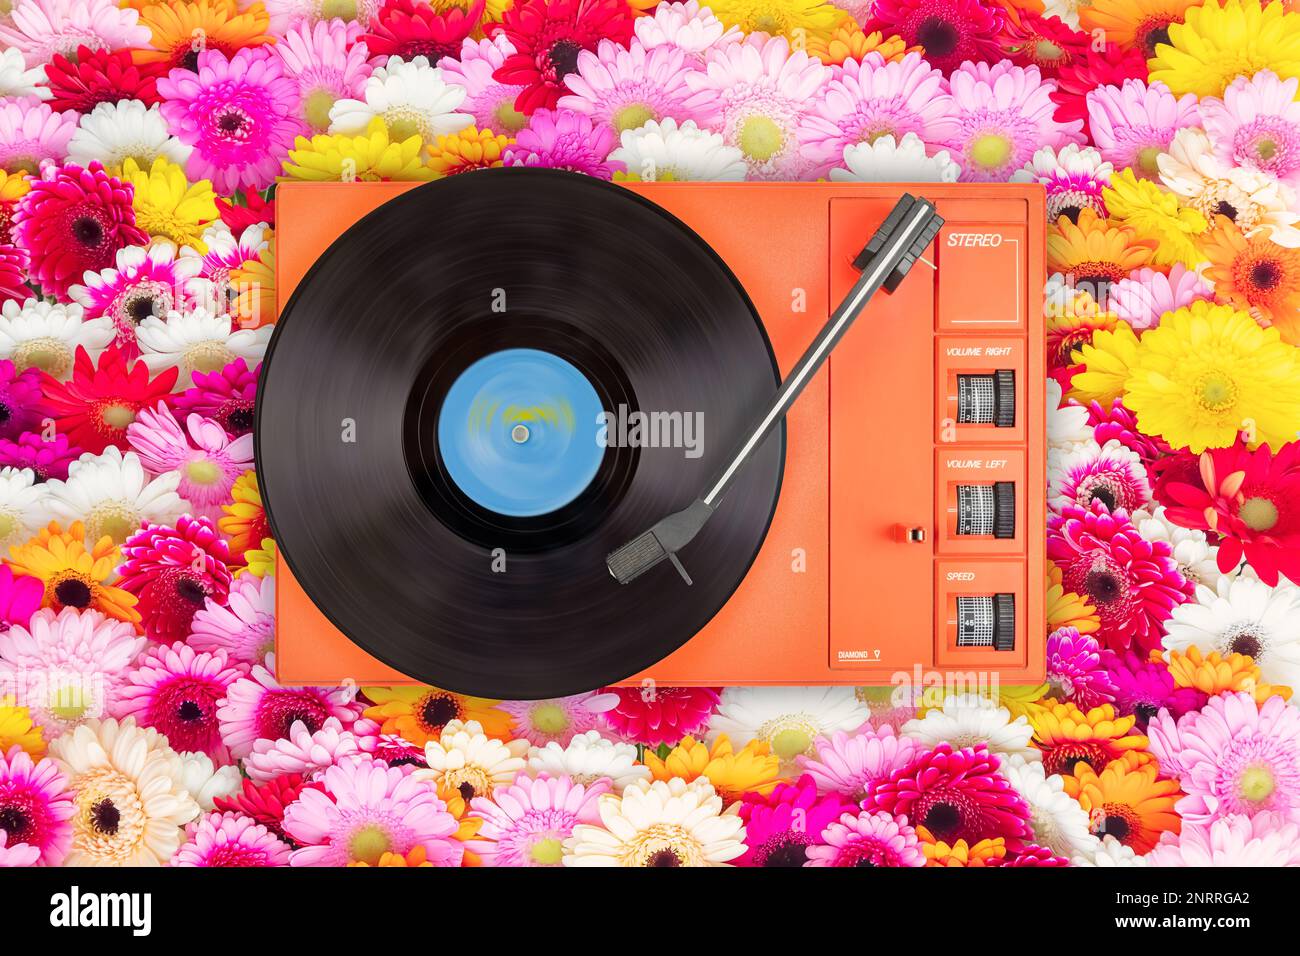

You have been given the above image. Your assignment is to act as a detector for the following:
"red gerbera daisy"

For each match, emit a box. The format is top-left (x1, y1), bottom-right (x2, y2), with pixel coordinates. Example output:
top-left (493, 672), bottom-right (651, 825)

top-left (598, 684), bottom-right (719, 747)
top-left (362, 0), bottom-right (485, 65)
top-left (38, 346), bottom-right (179, 455)
top-left (864, 0), bottom-right (1006, 74)
top-left (1050, 42), bottom-right (1147, 138)
top-left (493, 0), bottom-right (634, 114)
top-left (0, 244), bottom-right (29, 308)
top-left (999, 8), bottom-right (1089, 79)
top-left (172, 357), bottom-right (259, 438)
top-left (43, 45), bottom-right (165, 113)
top-left (11, 162), bottom-right (148, 301)
top-left (1158, 440), bottom-right (1300, 587)
top-left (213, 773), bottom-right (323, 846)
top-left (862, 743), bottom-right (1033, 850)
top-left (118, 516), bottom-right (234, 642)
top-left (216, 190), bottom-right (275, 234)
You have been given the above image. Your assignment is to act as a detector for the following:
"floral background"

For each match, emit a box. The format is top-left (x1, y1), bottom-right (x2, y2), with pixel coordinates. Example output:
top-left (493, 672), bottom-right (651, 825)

top-left (0, 0), bottom-right (1298, 869)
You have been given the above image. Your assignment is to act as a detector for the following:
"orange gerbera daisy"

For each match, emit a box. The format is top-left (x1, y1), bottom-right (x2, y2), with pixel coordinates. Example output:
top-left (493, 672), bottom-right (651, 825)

top-left (219, 471), bottom-right (268, 560)
top-left (1045, 289), bottom-right (1119, 369)
top-left (426, 127), bottom-right (513, 178)
top-left (1046, 560), bottom-right (1100, 635)
top-left (1166, 646), bottom-right (1293, 704)
top-left (642, 734), bottom-right (782, 803)
top-left (1202, 218), bottom-right (1300, 342)
top-left (6, 521), bottom-right (140, 625)
top-left (347, 845), bottom-right (436, 867)
top-left (1064, 750), bottom-right (1182, 854)
top-left (1030, 701), bottom-right (1148, 776)
top-left (361, 685), bottom-right (513, 746)
top-left (230, 234), bottom-right (276, 328)
top-left (806, 25), bottom-right (915, 65)
top-left (133, 0), bottom-right (275, 71)
top-left (1079, 0), bottom-right (1200, 55)
top-left (1047, 208), bottom-right (1157, 299)
top-left (916, 826), bottom-right (1006, 866)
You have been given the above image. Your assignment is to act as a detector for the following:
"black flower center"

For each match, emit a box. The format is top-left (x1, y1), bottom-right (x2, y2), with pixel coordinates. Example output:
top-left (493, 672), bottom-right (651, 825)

top-left (0, 806), bottom-right (30, 841)
top-left (177, 700), bottom-right (204, 722)
top-left (1089, 486), bottom-right (1117, 511)
top-left (54, 578), bottom-right (93, 609)
top-left (547, 40), bottom-right (581, 79)
top-left (91, 798), bottom-right (120, 835)
top-left (924, 801), bottom-right (961, 836)
top-left (180, 49), bottom-right (201, 72)
top-left (647, 849), bottom-right (682, 867)
top-left (1134, 702), bottom-right (1159, 726)
top-left (916, 17), bottom-right (960, 57)
top-left (72, 216), bottom-right (103, 247)
top-left (127, 295), bottom-right (159, 324)
top-left (218, 112), bottom-right (247, 135)
top-left (223, 403), bottom-right (255, 434)
top-left (1251, 260), bottom-right (1282, 291)
top-left (1229, 632), bottom-right (1262, 659)
top-left (1100, 814), bottom-right (1130, 839)
top-left (1057, 204), bottom-right (1083, 223)
top-left (1214, 200), bottom-right (1238, 221)
top-left (762, 837), bottom-right (809, 867)
top-left (175, 576), bottom-right (208, 604)
top-left (1085, 569), bottom-right (1122, 604)
top-left (457, 782), bottom-right (476, 803)
top-left (420, 694), bottom-right (460, 729)
top-left (1143, 24), bottom-right (1171, 55)
top-left (0, 403), bottom-right (10, 425)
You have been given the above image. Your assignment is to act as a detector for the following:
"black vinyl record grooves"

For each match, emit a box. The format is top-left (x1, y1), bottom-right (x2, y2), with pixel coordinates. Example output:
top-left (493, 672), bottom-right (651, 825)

top-left (257, 168), bottom-right (784, 699)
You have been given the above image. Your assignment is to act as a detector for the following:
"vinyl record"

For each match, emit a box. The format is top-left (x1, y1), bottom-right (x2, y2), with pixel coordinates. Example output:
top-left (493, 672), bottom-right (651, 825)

top-left (257, 168), bottom-right (784, 699)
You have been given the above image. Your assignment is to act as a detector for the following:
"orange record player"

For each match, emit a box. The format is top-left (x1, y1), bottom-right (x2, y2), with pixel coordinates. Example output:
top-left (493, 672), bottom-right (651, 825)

top-left (270, 178), bottom-right (1047, 690)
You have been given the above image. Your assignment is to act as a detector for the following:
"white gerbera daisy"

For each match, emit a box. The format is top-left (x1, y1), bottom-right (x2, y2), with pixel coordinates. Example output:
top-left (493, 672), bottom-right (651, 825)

top-left (173, 750), bottom-right (242, 811)
top-left (0, 48), bottom-right (47, 100)
top-left (830, 132), bottom-right (962, 183)
top-left (609, 118), bottom-right (746, 181)
top-left (709, 686), bottom-right (869, 767)
top-left (527, 730), bottom-right (651, 793)
top-left (1131, 506), bottom-right (1227, 589)
top-left (1164, 575), bottom-right (1300, 689)
top-left (65, 100), bottom-right (191, 174)
top-left (0, 298), bottom-right (113, 378)
top-left (1001, 754), bottom-right (1099, 859)
top-left (48, 717), bottom-right (200, 867)
top-left (328, 56), bottom-right (472, 145)
top-left (0, 467), bottom-right (49, 551)
top-left (1073, 833), bottom-right (1148, 867)
top-left (1048, 438), bottom-right (1151, 515)
top-left (565, 777), bottom-right (745, 867)
top-left (1012, 143), bottom-right (1113, 223)
top-left (901, 694), bottom-right (1038, 760)
top-left (413, 719), bottom-right (529, 803)
top-left (1047, 377), bottom-right (1091, 451)
top-left (44, 446), bottom-right (192, 546)
top-left (136, 307), bottom-right (272, 388)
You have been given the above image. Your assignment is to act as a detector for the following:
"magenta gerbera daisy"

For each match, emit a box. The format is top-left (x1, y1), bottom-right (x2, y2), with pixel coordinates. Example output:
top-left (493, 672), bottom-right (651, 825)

top-left (864, 0), bottom-right (1005, 74)
top-left (466, 772), bottom-right (607, 867)
top-left (736, 774), bottom-right (855, 867)
top-left (114, 641), bottom-right (247, 763)
top-left (1087, 398), bottom-right (1171, 470)
top-left (1199, 70), bottom-right (1300, 188)
top-left (440, 35), bottom-right (530, 135)
top-left (797, 724), bottom-right (922, 802)
top-left (274, 17), bottom-right (375, 134)
top-left (797, 51), bottom-right (959, 178)
top-left (0, 98), bottom-right (77, 175)
top-left (244, 717), bottom-right (378, 784)
top-left (0, 745), bottom-right (74, 866)
top-left (1046, 627), bottom-right (1118, 709)
top-left (0, 359), bottom-right (43, 441)
top-left (172, 810), bottom-right (291, 867)
top-left (0, 432), bottom-right (81, 481)
top-left (805, 809), bottom-right (926, 867)
top-left (598, 685), bottom-right (719, 747)
top-left (172, 357), bottom-right (258, 439)
top-left (1012, 143), bottom-right (1112, 223)
top-left (503, 107), bottom-right (624, 179)
top-left (1104, 263), bottom-right (1212, 331)
top-left (187, 573), bottom-right (274, 666)
top-left (126, 402), bottom-right (253, 521)
top-left (1100, 649), bottom-right (1205, 731)
top-left (117, 515), bottom-right (233, 642)
top-left (11, 160), bottom-right (147, 300)
top-left (67, 241), bottom-right (202, 355)
top-left (557, 38), bottom-right (701, 136)
top-left (283, 756), bottom-right (462, 866)
top-left (0, 0), bottom-right (150, 63)
top-left (863, 743), bottom-right (1033, 849)
top-left (498, 692), bottom-right (619, 748)
top-left (1047, 501), bottom-right (1193, 653)
top-left (1086, 79), bottom-right (1201, 179)
top-left (1050, 439), bottom-right (1152, 515)
top-left (991, 843), bottom-right (1071, 866)
top-left (0, 245), bottom-right (30, 309)
top-left (1149, 692), bottom-right (1300, 825)
top-left (213, 773), bottom-right (322, 846)
top-left (0, 564), bottom-right (42, 632)
top-left (216, 661), bottom-right (362, 761)
top-left (158, 47), bottom-right (307, 196)
top-left (942, 61), bottom-right (1084, 182)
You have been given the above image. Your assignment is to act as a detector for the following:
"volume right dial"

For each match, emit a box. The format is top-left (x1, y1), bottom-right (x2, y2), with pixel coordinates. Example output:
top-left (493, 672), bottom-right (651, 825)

top-left (956, 370), bottom-right (1015, 427)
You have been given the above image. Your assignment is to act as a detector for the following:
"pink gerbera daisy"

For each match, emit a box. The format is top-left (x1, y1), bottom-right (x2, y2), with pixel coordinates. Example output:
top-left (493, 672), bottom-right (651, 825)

top-left (558, 39), bottom-right (701, 136)
top-left (1104, 263), bottom-right (1213, 331)
top-left (736, 774), bottom-right (855, 867)
top-left (863, 743), bottom-right (1033, 849)
top-left (0, 745), bottom-right (74, 866)
top-left (1149, 692), bottom-right (1300, 825)
top-left (0, 245), bottom-right (30, 309)
top-left (283, 756), bottom-right (462, 867)
top-left (797, 52), bottom-right (958, 178)
top-left (0, 99), bottom-right (78, 174)
top-left (11, 160), bottom-right (147, 300)
top-left (1050, 439), bottom-right (1152, 515)
top-left (1101, 648), bottom-right (1205, 731)
top-left (172, 357), bottom-right (259, 439)
top-left (1087, 398), bottom-right (1171, 469)
top-left (503, 107), bottom-right (624, 179)
top-left (126, 402), bottom-right (253, 521)
top-left (0, 0), bottom-right (149, 63)
top-left (172, 810), bottom-right (291, 867)
top-left (864, 0), bottom-right (1005, 75)
top-left (467, 772), bottom-right (607, 867)
top-left (0, 432), bottom-right (81, 481)
top-left (943, 61), bottom-right (1084, 182)
top-left (117, 515), bottom-right (234, 642)
top-left (244, 717), bottom-right (377, 784)
top-left (439, 35), bottom-right (530, 136)
top-left (0, 830), bottom-right (40, 866)
top-left (216, 661), bottom-right (362, 761)
top-left (992, 843), bottom-right (1070, 866)
top-left (0, 565), bottom-right (43, 632)
top-left (0, 359), bottom-right (43, 441)
top-left (498, 692), bottom-right (619, 748)
top-left (1046, 626), bottom-right (1118, 709)
top-left (1050, 42), bottom-right (1148, 140)
top-left (1199, 70), bottom-right (1300, 188)
top-left (598, 685), bottom-right (718, 747)
top-left (1047, 501), bottom-right (1193, 652)
top-left (187, 572), bottom-right (275, 666)
top-left (632, 0), bottom-right (740, 67)
top-left (158, 47), bottom-right (307, 195)
top-left (1086, 79), bottom-right (1200, 179)
top-left (805, 809), bottom-right (926, 867)
top-left (67, 242), bottom-right (202, 355)
top-left (1147, 811), bottom-right (1300, 867)
top-left (274, 18), bottom-right (375, 134)
top-left (213, 773), bottom-right (322, 846)
top-left (115, 641), bottom-right (247, 763)
top-left (797, 724), bottom-right (922, 802)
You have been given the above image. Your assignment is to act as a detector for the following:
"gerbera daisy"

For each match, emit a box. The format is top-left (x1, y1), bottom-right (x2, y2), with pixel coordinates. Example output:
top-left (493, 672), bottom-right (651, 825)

top-left (1063, 750), bottom-right (1181, 853)
top-left (566, 776), bottom-right (745, 866)
top-left (415, 719), bottom-right (529, 805)
top-left (992, 843), bottom-right (1071, 867)
top-left (1048, 380), bottom-right (1092, 453)
top-left (37, 348), bottom-right (176, 460)
top-left (734, 774), bottom-right (851, 867)
top-left (68, 245), bottom-right (201, 361)
top-left (806, 24), bottom-right (913, 66)
top-left (1050, 43), bottom-right (1149, 140)
top-left (0, 562), bottom-right (42, 633)
top-left (11, 161), bottom-right (147, 301)
top-left (827, 131), bottom-right (963, 182)
top-left (45, 445), bottom-right (189, 548)
top-left (116, 515), bottom-right (232, 641)
top-left (0, 0), bottom-right (149, 62)
top-left (215, 190), bottom-right (274, 236)
top-left (917, 828), bottom-right (1006, 866)
top-left (1090, 402), bottom-right (1174, 472)
top-left (159, 47), bottom-right (307, 195)
top-left (1164, 576), bottom-right (1300, 690)
top-left (1166, 646), bottom-right (1290, 704)
top-left (1046, 627), bottom-right (1117, 708)
top-left (863, 0), bottom-right (1005, 74)
top-left (797, 724), bottom-right (922, 801)
top-left (244, 716), bottom-right (375, 784)
top-left (1029, 701), bottom-right (1147, 776)
top-left (1066, 323), bottom-right (1139, 409)
top-left (426, 125), bottom-right (512, 176)
top-left (126, 403), bottom-right (252, 521)
top-left (0, 48), bottom-right (46, 101)
top-left (218, 471), bottom-right (266, 560)
top-left (0, 246), bottom-right (28, 310)
top-left (188, 573), bottom-right (275, 665)
top-left (116, 157), bottom-right (217, 252)
top-left (438, 35), bottom-right (529, 135)
top-left (136, 307), bottom-right (271, 388)
top-left (1102, 168), bottom-right (1208, 269)
top-left (361, 685), bottom-right (512, 747)
top-left (0, 432), bottom-right (82, 482)
top-left (559, 38), bottom-right (699, 136)
top-left (466, 772), bottom-right (607, 867)
top-left (281, 116), bottom-right (435, 182)
top-left (66, 101), bottom-right (190, 176)
top-left (704, 0), bottom-right (845, 42)
top-left (1203, 220), bottom-right (1300, 340)
top-left (174, 747), bottom-right (242, 814)
top-left (1148, 811), bottom-right (1300, 867)
top-left (238, 537), bottom-right (276, 579)
top-left (187, 221), bottom-right (267, 315)
top-left (1078, 0), bottom-right (1199, 57)
top-left (172, 810), bottom-right (291, 867)
top-left (1148, 0), bottom-right (1300, 100)
top-left (999, 7), bottom-right (1088, 78)
top-left (0, 98), bottom-right (77, 175)
top-left (42, 45), bottom-right (162, 113)
top-left (503, 107), bottom-right (623, 178)
top-left (863, 743), bottom-right (1033, 848)
top-left (0, 173), bottom-right (32, 247)
top-left (213, 772), bottom-right (319, 845)
top-left (1049, 439), bottom-right (1151, 515)
top-left (0, 466), bottom-right (47, 554)
top-left (133, 0), bottom-right (272, 72)
top-left (6, 521), bottom-right (139, 624)
top-left (643, 734), bottom-right (781, 803)
top-left (1000, 753), bottom-right (1098, 860)
top-left (1044, 281), bottom-right (1118, 372)
top-left (275, 18), bottom-right (374, 134)
top-left (634, 0), bottom-right (740, 65)
top-left (709, 686), bottom-right (869, 768)
top-left (1085, 78), bottom-right (1200, 179)
top-left (0, 745), bottom-right (73, 866)
top-left (0, 298), bottom-right (113, 379)
top-left (1104, 648), bottom-right (1205, 731)
top-left (1105, 263), bottom-right (1212, 332)
top-left (217, 660), bottom-right (362, 761)
top-left (1011, 143), bottom-right (1111, 223)
top-left (1047, 208), bottom-right (1156, 301)
top-left (901, 694), bottom-right (1037, 761)
top-left (0, 358), bottom-right (42, 442)
top-left (804, 809), bottom-right (924, 867)
top-left (1127, 301), bottom-right (1300, 453)
top-left (497, 692), bottom-right (618, 748)
top-left (526, 729), bottom-right (651, 793)
top-left (1200, 69), bottom-right (1300, 188)
top-left (610, 117), bottom-right (746, 181)
top-left (328, 54), bottom-right (471, 144)
top-left (360, 0), bottom-right (483, 65)
top-left (1073, 832), bottom-right (1148, 866)
top-left (597, 684), bottom-right (717, 747)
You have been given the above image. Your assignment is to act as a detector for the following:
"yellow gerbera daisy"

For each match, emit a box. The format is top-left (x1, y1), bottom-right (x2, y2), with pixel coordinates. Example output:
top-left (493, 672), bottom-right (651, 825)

top-left (1079, 0), bottom-right (1200, 55)
top-left (1147, 0), bottom-right (1300, 99)
top-left (1030, 701), bottom-right (1147, 776)
top-left (642, 734), bottom-right (782, 803)
top-left (1047, 208), bottom-right (1157, 298)
top-left (1063, 750), bottom-right (1182, 854)
top-left (133, 0), bottom-right (274, 70)
top-left (0, 698), bottom-right (46, 757)
top-left (1166, 646), bottom-right (1293, 704)
top-left (916, 826), bottom-right (1006, 866)
top-left (703, 0), bottom-right (848, 44)
top-left (6, 521), bottom-right (140, 625)
top-left (1101, 169), bottom-right (1208, 269)
top-left (281, 117), bottom-right (434, 183)
top-left (219, 471), bottom-right (268, 559)
top-left (231, 234), bottom-right (276, 328)
top-left (1067, 321), bottom-right (1141, 407)
top-left (361, 686), bottom-right (512, 746)
top-left (119, 157), bottom-right (220, 250)
top-left (806, 25), bottom-right (915, 65)
top-left (1046, 560), bottom-right (1100, 635)
top-left (0, 169), bottom-right (30, 240)
top-left (1123, 299), bottom-right (1300, 453)
top-left (427, 127), bottom-right (513, 178)
top-left (237, 537), bottom-right (277, 578)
